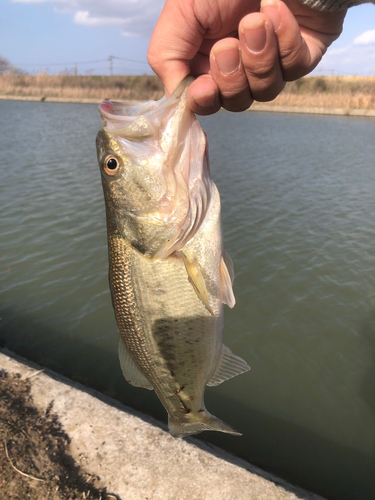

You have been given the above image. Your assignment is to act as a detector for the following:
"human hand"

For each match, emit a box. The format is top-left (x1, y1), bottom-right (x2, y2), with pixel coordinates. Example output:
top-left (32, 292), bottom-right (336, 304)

top-left (147, 0), bottom-right (346, 115)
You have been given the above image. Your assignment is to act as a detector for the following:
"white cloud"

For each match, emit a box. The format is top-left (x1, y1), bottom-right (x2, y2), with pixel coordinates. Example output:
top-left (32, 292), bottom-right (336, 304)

top-left (314, 42), bottom-right (375, 76)
top-left (122, 31), bottom-right (140, 37)
top-left (312, 24), bottom-right (375, 76)
top-left (74, 11), bottom-right (130, 26)
top-left (13, 0), bottom-right (164, 37)
top-left (353, 29), bottom-right (375, 46)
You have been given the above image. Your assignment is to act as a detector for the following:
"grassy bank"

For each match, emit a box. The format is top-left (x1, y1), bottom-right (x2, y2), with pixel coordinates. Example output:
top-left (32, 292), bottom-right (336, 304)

top-left (1, 73), bottom-right (375, 110)
top-left (273, 76), bottom-right (375, 109)
top-left (0, 73), bottom-right (164, 101)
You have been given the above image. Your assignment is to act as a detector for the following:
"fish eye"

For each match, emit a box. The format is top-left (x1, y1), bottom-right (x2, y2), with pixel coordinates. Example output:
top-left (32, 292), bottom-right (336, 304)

top-left (103, 155), bottom-right (120, 176)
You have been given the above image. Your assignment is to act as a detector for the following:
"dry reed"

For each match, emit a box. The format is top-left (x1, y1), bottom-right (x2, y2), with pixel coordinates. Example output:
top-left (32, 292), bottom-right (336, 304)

top-left (0, 73), bottom-right (164, 101)
top-left (1, 74), bottom-right (374, 110)
top-left (271, 76), bottom-right (375, 109)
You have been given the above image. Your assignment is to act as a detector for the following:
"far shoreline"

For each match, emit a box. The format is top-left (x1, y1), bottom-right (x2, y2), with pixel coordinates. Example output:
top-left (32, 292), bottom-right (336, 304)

top-left (1, 94), bottom-right (375, 118)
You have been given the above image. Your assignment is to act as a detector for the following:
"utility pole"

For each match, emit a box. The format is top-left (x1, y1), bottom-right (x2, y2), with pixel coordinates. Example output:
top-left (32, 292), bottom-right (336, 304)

top-left (109, 55), bottom-right (114, 76)
top-left (74, 63), bottom-right (77, 76)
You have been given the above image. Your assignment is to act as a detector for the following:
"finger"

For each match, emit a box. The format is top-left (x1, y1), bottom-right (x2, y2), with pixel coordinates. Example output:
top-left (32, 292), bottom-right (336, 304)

top-left (147, 0), bottom-right (205, 95)
top-left (261, 0), bottom-right (316, 80)
top-left (209, 38), bottom-right (253, 112)
top-left (187, 76), bottom-right (222, 116)
top-left (261, 0), bottom-right (346, 81)
top-left (238, 13), bottom-right (285, 102)
top-left (189, 51), bottom-right (211, 78)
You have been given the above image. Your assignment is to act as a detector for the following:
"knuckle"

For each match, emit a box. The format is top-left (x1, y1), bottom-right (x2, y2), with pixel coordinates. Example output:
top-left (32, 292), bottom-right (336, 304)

top-left (279, 45), bottom-right (311, 79)
top-left (280, 43), bottom-right (302, 67)
top-left (246, 61), bottom-right (277, 82)
top-left (252, 80), bottom-right (286, 102)
top-left (219, 86), bottom-right (253, 111)
top-left (219, 84), bottom-right (248, 99)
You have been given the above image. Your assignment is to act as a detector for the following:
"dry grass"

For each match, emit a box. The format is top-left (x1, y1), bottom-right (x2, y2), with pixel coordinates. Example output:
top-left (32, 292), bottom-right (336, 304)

top-left (269, 91), bottom-right (375, 109)
top-left (0, 74), bottom-right (375, 110)
top-left (270, 76), bottom-right (375, 109)
top-left (0, 73), bottom-right (164, 101)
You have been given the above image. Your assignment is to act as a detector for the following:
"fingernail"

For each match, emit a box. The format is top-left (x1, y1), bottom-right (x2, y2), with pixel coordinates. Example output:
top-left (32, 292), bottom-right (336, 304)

top-left (192, 91), bottom-right (216, 108)
top-left (261, 0), bottom-right (281, 32)
top-left (213, 45), bottom-right (240, 76)
top-left (242, 19), bottom-right (267, 54)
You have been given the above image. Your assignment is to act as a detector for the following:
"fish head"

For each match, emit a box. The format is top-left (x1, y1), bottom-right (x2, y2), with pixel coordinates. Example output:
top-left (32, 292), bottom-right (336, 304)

top-left (96, 77), bottom-right (212, 259)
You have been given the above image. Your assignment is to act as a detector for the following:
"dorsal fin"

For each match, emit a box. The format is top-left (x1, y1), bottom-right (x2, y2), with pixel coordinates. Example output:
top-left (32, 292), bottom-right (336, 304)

top-left (207, 344), bottom-right (250, 387)
top-left (118, 339), bottom-right (153, 390)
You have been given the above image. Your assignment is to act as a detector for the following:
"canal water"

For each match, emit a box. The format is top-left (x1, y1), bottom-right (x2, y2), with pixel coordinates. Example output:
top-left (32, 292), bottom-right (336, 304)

top-left (1, 99), bottom-right (374, 500)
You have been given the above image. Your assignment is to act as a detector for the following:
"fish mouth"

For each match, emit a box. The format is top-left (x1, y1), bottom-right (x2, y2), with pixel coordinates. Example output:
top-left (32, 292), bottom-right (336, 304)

top-left (98, 102), bottom-right (158, 139)
top-left (98, 99), bottom-right (161, 120)
top-left (98, 76), bottom-right (194, 140)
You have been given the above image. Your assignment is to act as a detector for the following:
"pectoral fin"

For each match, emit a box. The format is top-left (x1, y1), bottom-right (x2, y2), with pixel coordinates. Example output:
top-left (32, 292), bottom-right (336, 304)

top-left (207, 344), bottom-right (250, 387)
top-left (118, 339), bottom-right (153, 390)
top-left (220, 251), bottom-right (236, 308)
top-left (180, 251), bottom-right (214, 315)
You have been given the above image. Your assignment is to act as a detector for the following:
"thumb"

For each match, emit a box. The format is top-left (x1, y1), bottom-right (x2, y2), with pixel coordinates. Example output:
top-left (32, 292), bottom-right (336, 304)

top-left (147, 0), bottom-right (204, 95)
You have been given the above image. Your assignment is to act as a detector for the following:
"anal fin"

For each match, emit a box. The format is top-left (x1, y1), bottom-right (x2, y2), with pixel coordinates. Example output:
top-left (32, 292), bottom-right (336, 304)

top-left (207, 344), bottom-right (250, 387)
top-left (118, 339), bottom-right (153, 390)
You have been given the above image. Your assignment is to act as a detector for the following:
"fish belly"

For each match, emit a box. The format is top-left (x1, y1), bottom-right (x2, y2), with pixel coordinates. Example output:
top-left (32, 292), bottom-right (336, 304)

top-left (109, 232), bottom-right (219, 403)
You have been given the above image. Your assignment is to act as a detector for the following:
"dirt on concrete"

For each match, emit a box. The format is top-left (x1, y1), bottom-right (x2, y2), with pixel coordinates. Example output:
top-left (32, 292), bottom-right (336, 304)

top-left (0, 351), bottom-right (327, 500)
top-left (0, 370), bottom-right (118, 500)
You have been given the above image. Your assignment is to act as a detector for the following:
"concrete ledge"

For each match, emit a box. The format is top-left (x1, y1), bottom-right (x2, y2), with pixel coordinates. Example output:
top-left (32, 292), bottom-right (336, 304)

top-left (0, 349), bottom-right (326, 500)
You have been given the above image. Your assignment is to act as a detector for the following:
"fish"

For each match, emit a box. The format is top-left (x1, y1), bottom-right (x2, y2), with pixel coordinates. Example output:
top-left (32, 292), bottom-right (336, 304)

top-left (96, 77), bottom-right (250, 438)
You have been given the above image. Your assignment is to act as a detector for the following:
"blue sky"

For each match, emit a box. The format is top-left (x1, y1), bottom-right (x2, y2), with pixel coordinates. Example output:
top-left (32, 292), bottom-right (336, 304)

top-left (1, 0), bottom-right (374, 76)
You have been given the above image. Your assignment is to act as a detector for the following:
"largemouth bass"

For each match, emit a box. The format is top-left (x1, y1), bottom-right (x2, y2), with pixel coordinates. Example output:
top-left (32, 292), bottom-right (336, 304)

top-left (96, 77), bottom-right (250, 438)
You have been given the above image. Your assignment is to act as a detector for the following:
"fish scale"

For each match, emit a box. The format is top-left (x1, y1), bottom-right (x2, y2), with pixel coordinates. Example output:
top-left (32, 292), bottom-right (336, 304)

top-left (108, 233), bottom-right (152, 372)
top-left (96, 77), bottom-right (250, 437)
top-left (111, 230), bottom-right (217, 399)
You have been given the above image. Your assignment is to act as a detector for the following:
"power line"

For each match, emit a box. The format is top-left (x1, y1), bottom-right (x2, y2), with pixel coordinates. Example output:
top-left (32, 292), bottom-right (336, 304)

top-left (14, 59), bottom-right (109, 67)
top-left (15, 56), bottom-right (148, 67)
top-left (312, 67), bottom-right (362, 77)
top-left (113, 56), bottom-right (148, 65)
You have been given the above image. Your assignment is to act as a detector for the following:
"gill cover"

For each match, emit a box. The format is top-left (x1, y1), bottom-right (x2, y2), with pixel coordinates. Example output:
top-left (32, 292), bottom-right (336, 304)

top-left (96, 77), bottom-right (212, 259)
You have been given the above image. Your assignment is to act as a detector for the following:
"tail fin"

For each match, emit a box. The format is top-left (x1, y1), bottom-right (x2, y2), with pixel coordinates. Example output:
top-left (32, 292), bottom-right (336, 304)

top-left (168, 412), bottom-right (241, 438)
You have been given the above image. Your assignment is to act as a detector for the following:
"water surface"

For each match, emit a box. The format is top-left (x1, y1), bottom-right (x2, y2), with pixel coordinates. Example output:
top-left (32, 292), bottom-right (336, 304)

top-left (1, 100), bottom-right (375, 500)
